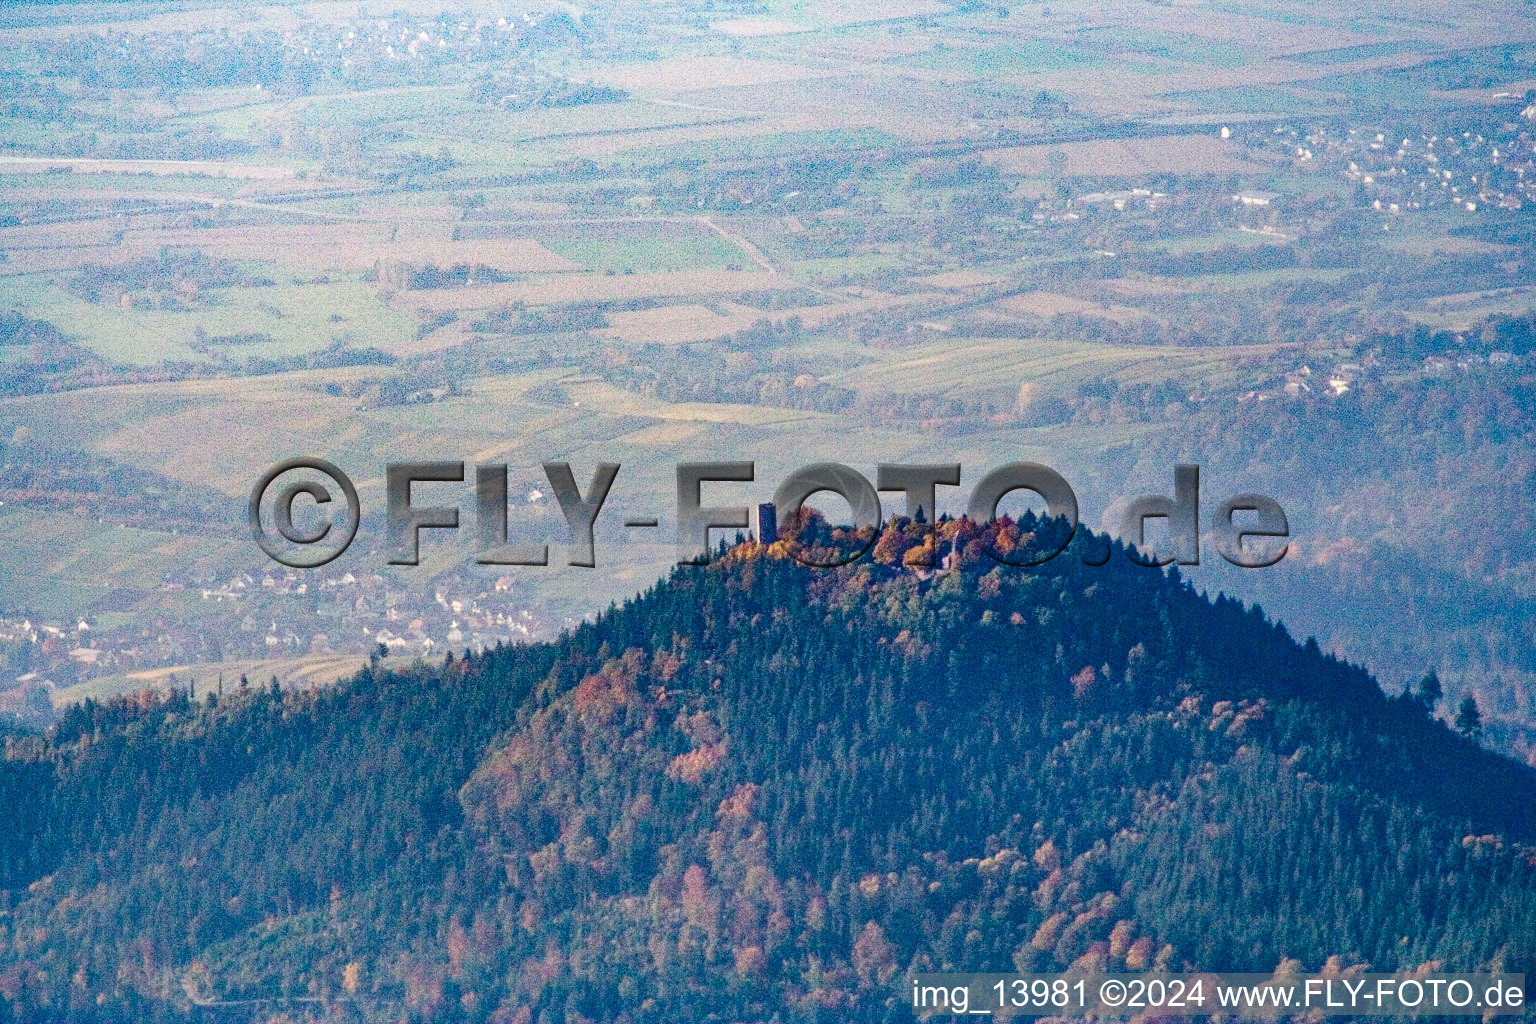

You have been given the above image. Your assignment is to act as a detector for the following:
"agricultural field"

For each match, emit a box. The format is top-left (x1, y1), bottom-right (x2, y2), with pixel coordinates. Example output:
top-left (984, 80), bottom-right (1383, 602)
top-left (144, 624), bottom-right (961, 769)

top-left (49, 652), bottom-right (375, 706)
top-left (981, 136), bottom-right (1271, 177)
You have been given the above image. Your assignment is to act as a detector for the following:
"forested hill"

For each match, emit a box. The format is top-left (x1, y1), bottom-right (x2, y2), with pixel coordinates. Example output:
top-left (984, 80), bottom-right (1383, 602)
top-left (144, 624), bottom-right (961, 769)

top-left (2, 517), bottom-right (1535, 1023)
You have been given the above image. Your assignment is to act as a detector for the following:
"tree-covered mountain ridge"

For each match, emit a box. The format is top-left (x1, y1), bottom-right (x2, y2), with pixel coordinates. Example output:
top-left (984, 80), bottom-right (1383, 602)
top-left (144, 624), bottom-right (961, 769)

top-left (2, 516), bottom-right (1535, 1023)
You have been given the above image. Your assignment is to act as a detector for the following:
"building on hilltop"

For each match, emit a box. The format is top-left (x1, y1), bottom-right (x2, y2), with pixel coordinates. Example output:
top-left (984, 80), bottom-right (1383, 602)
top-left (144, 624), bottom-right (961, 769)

top-left (755, 503), bottom-right (777, 545)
